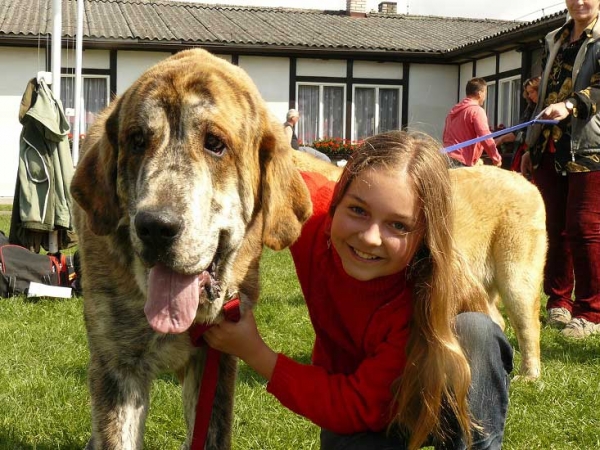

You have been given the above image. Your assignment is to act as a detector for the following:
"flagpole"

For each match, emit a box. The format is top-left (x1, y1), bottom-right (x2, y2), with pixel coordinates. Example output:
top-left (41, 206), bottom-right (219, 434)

top-left (72, 0), bottom-right (84, 166)
top-left (51, 0), bottom-right (61, 100)
top-left (49, 0), bottom-right (63, 254)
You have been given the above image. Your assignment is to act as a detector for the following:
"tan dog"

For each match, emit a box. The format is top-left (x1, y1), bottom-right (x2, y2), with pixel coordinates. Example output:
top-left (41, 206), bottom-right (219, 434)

top-left (71, 49), bottom-right (312, 449)
top-left (293, 153), bottom-right (547, 379)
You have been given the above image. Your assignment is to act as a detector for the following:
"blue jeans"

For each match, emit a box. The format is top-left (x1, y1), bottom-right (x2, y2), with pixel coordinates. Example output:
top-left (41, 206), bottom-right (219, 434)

top-left (320, 312), bottom-right (513, 450)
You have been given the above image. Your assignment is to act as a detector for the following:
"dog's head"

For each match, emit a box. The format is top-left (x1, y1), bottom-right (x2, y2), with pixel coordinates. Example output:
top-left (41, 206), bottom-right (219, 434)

top-left (71, 49), bottom-right (311, 333)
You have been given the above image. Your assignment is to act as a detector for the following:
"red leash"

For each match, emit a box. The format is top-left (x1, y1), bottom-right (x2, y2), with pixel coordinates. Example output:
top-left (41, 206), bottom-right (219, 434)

top-left (188, 297), bottom-right (241, 450)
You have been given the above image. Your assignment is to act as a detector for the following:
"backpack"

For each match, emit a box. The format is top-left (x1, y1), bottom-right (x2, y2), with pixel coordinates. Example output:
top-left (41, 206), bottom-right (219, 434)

top-left (0, 231), bottom-right (76, 298)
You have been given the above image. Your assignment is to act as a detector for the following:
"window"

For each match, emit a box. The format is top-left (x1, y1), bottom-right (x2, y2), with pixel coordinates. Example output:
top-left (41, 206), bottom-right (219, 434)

top-left (60, 75), bottom-right (109, 134)
top-left (353, 86), bottom-right (401, 141)
top-left (485, 81), bottom-right (496, 127)
top-left (498, 76), bottom-right (522, 127)
top-left (297, 83), bottom-right (345, 145)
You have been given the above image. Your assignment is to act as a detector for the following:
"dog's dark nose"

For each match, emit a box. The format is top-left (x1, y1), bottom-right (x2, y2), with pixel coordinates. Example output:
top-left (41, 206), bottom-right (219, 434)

top-left (134, 209), bottom-right (183, 246)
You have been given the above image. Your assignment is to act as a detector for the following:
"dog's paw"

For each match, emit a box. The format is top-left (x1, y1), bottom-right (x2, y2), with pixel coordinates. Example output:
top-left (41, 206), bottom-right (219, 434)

top-left (512, 372), bottom-right (541, 382)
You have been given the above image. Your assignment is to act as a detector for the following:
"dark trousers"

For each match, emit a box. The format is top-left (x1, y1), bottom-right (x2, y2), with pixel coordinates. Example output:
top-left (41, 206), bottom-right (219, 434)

top-left (320, 313), bottom-right (513, 450)
top-left (534, 153), bottom-right (600, 323)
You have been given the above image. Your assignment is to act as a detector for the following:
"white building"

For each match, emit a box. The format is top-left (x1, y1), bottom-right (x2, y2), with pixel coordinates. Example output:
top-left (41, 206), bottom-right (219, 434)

top-left (0, 0), bottom-right (566, 198)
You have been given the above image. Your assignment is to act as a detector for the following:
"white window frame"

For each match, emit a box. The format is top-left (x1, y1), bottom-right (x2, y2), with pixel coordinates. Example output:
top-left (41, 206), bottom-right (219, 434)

top-left (498, 75), bottom-right (522, 128)
top-left (60, 74), bottom-right (110, 134)
top-left (295, 82), bottom-right (347, 142)
top-left (484, 80), bottom-right (497, 127)
top-left (351, 84), bottom-right (402, 141)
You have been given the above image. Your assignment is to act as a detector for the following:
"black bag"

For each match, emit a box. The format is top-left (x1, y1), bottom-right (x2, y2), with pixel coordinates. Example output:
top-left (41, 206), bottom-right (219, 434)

top-left (0, 231), bottom-right (74, 298)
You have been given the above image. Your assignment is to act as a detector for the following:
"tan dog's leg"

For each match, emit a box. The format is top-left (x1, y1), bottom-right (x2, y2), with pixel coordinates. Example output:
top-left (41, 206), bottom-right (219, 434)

top-left (452, 166), bottom-right (546, 380)
top-left (493, 229), bottom-right (545, 380)
top-left (487, 292), bottom-right (506, 331)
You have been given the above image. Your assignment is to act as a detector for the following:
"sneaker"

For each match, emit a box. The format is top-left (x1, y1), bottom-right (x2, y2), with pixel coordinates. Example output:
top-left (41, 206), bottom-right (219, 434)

top-left (546, 307), bottom-right (572, 329)
top-left (561, 317), bottom-right (600, 339)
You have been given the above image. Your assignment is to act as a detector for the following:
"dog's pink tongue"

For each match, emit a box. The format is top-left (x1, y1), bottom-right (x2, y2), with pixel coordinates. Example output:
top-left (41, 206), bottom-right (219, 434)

top-left (145, 263), bottom-right (200, 334)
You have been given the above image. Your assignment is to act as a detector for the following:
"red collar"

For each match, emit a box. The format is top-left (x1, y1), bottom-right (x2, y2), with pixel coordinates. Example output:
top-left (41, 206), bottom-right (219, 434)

top-left (189, 296), bottom-right (241, 450)
top-left (189, 297), bottom-right (241, 346)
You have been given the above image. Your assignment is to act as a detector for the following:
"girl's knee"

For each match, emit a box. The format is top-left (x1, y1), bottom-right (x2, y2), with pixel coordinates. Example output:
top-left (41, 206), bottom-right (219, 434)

top-left (455, 312), bottom-right (514, 374)
top-left (454, 312), bottom-right (498, 342)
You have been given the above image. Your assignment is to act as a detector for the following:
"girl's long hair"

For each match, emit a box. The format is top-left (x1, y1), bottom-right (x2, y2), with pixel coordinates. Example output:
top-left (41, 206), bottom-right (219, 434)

top-left (329, 130), bottom-right (489, 450)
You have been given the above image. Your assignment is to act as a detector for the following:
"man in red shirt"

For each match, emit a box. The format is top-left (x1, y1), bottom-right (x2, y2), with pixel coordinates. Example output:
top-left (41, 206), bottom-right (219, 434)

top-left (443, 78), bottom-right (502, 167)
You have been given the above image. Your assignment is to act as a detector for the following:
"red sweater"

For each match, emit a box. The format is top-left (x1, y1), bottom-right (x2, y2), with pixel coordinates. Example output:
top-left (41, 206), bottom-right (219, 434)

top-left (266, 172), bottom-right (414, 434)
top-left (442, 97), bottom-right (502, 166)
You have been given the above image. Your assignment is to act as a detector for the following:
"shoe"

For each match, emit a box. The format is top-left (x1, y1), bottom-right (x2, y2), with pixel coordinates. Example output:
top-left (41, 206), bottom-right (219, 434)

top-left (546, 307), bottom-right (572, 329)
top-left (561, 317), bottom-right (600, 339)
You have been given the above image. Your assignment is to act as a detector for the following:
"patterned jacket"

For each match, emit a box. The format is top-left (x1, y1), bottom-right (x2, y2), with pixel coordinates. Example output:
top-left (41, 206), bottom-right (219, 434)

top-left (526, 17), bottom-right (600, 166)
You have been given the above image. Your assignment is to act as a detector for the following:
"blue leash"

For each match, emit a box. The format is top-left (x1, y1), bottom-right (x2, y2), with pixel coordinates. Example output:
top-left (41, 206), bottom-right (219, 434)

top-left (441, 119), bottom-right (559, 153)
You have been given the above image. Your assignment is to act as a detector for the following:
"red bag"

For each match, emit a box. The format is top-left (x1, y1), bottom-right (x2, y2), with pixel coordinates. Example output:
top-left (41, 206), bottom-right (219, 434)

top-left (0, 232), bottom-right (76, 297)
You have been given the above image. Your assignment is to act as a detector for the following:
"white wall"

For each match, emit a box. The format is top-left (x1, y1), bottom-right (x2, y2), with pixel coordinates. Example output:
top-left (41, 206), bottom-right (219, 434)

top-left (0, 47), bottom-right (47, 198)
top-left (407, 64), bottom-right (458, 140)
top-left (353, 60), bottom-right (402, 79)
top-left (297, 58), bottom-right (346, 77)
top-left (499, 50), bottom-right (521, 73)
top-left (62, 49), bottom-right (110, 70)
top-left (116, 51), bottom-right (172, 95)
top-left (213, 54), bottom-right (233, 64)
top-left (459, 62), bottom-right (474, 99)
top-left (238, 55), bottom-right (290, 124)
top-left (476, 56), bottom-right (496, 78)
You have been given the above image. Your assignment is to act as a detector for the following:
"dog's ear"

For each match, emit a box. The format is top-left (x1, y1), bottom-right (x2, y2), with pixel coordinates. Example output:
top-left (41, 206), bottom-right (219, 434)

top-left (70, 100), bottom-right (122, 236)
top-left (260, 122), bottom-right (312, 250)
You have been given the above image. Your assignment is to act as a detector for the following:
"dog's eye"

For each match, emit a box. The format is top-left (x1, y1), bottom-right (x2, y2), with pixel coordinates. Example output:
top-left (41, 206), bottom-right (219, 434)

top-left (131, 132), bottom-right (146, 154)
top-left (204, 133), bottom-right (226, 156)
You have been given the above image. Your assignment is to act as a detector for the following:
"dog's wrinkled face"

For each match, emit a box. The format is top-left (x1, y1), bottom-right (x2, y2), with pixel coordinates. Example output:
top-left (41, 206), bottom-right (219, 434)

top-left (71, 49), bottom-right (311, 334)
top-left (121, 59), bottom-right (262, 333)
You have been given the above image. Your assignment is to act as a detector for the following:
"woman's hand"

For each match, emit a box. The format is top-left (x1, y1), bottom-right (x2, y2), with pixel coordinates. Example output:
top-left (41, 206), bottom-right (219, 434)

top-left (538, 102), bottom-right (570, 121)
top-left (521, 150), bottom-right (533, 179)
top-left (495, 132), bottom-right (516, 145)
top-left (204, 309), bottom-right (278, 380)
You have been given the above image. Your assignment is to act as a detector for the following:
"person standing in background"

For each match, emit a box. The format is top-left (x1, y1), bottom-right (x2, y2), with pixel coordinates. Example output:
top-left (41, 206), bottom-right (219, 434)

top-left (283, 109), bottom-right (331, 163)
top-left (443, 78), bottom-right (503, 167)
top-left (522, 0), bottom-right (600, 339)
top-left (493, 76), bottom-right (541, 171)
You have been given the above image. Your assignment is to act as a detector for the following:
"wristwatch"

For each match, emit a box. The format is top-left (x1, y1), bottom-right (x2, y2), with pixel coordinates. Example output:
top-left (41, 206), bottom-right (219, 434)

top-left (565, 99), bottom-right (577, 116)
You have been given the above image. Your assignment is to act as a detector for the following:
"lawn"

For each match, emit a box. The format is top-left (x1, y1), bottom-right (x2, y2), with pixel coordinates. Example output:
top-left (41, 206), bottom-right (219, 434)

top-left (0, 214), bottom-right (599, 449)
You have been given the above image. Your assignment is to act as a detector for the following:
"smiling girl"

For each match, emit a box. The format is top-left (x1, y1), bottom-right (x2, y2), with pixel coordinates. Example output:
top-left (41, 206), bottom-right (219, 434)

top-left (205, 130), bottom-right (513, 450)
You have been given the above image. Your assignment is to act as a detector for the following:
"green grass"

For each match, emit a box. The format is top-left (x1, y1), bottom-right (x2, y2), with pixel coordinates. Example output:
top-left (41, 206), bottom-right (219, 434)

top-left (1, 213), bottom-right (600, 449)
top-left (0, 213), bottom-right (9, 234)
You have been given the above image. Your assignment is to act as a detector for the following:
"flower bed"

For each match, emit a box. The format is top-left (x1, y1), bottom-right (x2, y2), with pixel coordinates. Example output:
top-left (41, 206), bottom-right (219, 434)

top-left (310, 138), bottom-right (360, 159)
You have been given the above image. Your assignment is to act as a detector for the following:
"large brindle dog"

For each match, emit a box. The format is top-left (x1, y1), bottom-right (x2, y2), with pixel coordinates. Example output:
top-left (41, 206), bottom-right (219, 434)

top-left (71, 47), bottom-right (546, 450)
top-left (71, 49), bottom-right (312, 449)
top-left (293, 153), bottom-right (547, 380)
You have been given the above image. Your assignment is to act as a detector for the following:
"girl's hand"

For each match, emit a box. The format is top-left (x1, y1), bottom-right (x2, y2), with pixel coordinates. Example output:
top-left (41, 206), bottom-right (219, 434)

top-left (203, 309), bottom-right (278, 380)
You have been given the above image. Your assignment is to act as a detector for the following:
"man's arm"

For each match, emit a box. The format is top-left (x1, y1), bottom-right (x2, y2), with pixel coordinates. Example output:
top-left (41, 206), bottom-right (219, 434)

top-left (473, 109), bottom-right (502, 166)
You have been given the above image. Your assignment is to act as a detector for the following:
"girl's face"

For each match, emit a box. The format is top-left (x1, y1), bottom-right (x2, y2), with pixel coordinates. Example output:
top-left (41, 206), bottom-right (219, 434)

top-left (331, 168), bottom-right (424, 281)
